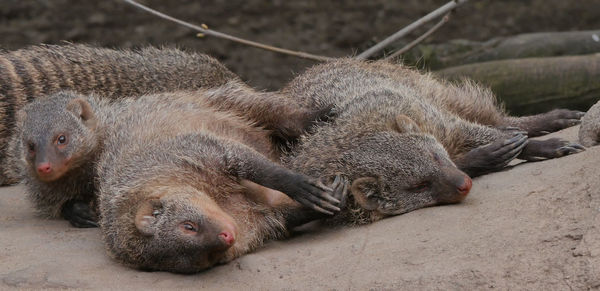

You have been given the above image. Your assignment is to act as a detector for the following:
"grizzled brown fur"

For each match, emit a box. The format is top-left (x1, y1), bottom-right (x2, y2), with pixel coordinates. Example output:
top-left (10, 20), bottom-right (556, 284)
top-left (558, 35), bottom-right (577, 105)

top-left (9, 75), bottom-right (334, 228)
top-left (281, 59), bottom-right (584, 225)
top-left (579, 100), bottom-right (600, 147)
top-left (96, 88), bottom-right (342, 273)
top-left (0, 44), bottom-right (238, 184)
top-left (7, 92), bottom-right (118, 226)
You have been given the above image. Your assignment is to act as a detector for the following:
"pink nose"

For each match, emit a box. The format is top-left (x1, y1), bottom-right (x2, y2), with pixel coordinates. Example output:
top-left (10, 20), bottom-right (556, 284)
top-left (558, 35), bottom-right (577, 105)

top-left (219, 231), bottom-right (235, 246)
top-left (37, 163), bottom-right (52, 174)
top-left (457, 176), bottom-right (472, 196)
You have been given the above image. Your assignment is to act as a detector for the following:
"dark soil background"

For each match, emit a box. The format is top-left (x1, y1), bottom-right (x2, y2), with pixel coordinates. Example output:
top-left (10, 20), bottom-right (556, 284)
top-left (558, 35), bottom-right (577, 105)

top-left (2, 0), bottom-right (600, 90)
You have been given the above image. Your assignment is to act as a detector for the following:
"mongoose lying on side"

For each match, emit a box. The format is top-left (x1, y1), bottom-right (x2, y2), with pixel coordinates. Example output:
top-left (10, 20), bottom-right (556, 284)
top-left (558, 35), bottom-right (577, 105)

top-left (280, 59), bottom-right (584, 224)
top-left (579, 100), bottom-right (600, 147)
top-left (9, 81), bottom-right (336, 227)
top-left (95, 90), bottom-right (344, 273)
top-left (358, 61), bottom-right (586, 138)
top-left (0, 44), bottom-right (237, 185)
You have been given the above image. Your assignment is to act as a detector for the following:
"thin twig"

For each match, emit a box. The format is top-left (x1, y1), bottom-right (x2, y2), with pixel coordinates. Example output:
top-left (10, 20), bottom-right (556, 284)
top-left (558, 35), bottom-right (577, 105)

top-left (386, 13), bottom-right (451, 60)
top-left (356, 0), bottom-right (468, 59)
top-left (123, 0), bottom-right (334, 62)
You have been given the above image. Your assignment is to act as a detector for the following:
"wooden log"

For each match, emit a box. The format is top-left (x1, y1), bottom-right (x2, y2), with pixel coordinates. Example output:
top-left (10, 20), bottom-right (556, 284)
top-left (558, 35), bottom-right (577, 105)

top-left (436, 54), bottom-right (600, 115)
top-left (403, 30), bottom-right (600, 70)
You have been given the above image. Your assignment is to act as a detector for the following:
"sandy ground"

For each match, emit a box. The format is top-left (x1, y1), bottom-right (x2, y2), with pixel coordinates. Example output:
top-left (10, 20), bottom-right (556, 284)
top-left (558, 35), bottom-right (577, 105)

top-left (1, 126), bottom-right (599, 290)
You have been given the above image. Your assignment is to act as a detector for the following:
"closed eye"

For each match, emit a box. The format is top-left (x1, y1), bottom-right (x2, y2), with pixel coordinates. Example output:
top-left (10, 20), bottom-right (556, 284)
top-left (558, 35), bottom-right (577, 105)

top-left (407, 181), bottom-right (431, 192)
top-left (180, 221), bottom-right (198, 234)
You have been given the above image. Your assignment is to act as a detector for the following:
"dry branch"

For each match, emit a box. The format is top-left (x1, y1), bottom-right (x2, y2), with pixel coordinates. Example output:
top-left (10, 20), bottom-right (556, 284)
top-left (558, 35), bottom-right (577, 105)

top-left (356, 0), bottom-right (468, 60)
top-left (405, 30), bottom-right (600, 70)
top-left (122, 0), bottom-right (334, 62)
top-left (386, 13), bottom-right (451, 60)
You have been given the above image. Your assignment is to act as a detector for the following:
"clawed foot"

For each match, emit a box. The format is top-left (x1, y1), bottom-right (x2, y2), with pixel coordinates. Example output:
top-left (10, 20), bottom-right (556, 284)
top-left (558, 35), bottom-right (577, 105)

top-left (329, 175), bottom-right (349, 209)
top-left (519, 138), bottom-right (586, 161)
top-left (283, 175), bottom-right (349, 228)
top-left (61, 200), bottom-right (99, 228)
top-left (457, 133), bottom-right (528, 177)
top-left (302, 105), bottom-right (337, 135)
top-left (287, 173), bottom-right (345, 215)
top-left (276, 105), bottom-right (336, 141)
top-left (523, 109), bottom-right (585, 137)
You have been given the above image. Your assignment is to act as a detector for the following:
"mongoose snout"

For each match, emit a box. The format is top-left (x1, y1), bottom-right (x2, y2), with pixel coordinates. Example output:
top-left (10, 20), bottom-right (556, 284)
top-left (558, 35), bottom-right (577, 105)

top-left (32, 139), bottom-right (73, 182)
top-left (457, 175), bottom-right (472, 197)
top-left (218, 230), bottom-right (235, 247)
top-left (36, 162), bottom-right (52, 175)
top-left (432, 165), bottom-right (472, 204)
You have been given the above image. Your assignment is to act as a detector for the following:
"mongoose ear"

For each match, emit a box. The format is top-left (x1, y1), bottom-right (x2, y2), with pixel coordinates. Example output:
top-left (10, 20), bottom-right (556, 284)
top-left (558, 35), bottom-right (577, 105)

top-left (350, 177), bottom-right (381, 211)
top-left (66, 98), bottom-right (97, 128)
top-left (388, 114), bottom-right (420, 134)
top-left (134, 199), bottom-right (163, 236)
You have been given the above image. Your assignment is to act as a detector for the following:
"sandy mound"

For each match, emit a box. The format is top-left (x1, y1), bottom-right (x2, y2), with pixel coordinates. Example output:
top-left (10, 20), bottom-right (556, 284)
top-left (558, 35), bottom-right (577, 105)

top-left (0, 126), bottom-right (598, 289)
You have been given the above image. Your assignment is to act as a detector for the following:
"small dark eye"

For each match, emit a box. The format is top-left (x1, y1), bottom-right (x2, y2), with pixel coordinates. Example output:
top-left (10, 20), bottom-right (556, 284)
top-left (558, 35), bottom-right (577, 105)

top-left (152, 209), bottom-right (161, 217)
top-left (27, 142), bottom-right (35, 153)
top-left (57, 135), bottom-right (67, 145)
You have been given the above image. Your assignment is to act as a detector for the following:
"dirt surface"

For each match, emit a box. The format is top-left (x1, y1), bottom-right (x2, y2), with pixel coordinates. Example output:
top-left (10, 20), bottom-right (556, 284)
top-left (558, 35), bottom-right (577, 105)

top-left (1, 126), bottom-right (599, 290)
top-left (2, 0), bottom-right (600, 90)
top-left (2, 2), bottom-right (600, 289)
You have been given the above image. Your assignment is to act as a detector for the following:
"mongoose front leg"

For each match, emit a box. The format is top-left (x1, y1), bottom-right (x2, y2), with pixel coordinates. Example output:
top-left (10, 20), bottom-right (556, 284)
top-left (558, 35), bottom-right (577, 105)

top-left (454, 133), bottom-right (528, 177)
top-left (518, 138), bottom-right (585, 161)
top-left (176, 134), bottom-right (342, 215)
top-left (504, 109), bottom-right (585, 137)
top-left (204, 82), bottom-right (334, 141)
top-left (61, 199), bottom-right (99, 228)
top-left (234, 157), bottom-right (342, 215)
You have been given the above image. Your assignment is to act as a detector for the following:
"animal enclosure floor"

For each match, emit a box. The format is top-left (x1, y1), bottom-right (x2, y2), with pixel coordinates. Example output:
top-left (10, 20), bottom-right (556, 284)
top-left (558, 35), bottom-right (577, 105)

top-left (1, 126), bottom-right (599, 290)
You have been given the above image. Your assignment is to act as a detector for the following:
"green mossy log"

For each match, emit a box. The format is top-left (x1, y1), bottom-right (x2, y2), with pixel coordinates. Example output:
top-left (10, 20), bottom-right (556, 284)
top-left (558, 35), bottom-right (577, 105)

top-left (436, 54), bottom-right (600, 115)
top-left (403, 30), bottom-right (600, 70)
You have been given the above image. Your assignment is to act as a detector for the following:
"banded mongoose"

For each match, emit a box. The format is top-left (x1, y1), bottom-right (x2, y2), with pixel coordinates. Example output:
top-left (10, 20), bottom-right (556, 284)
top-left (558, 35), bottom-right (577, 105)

top-left (0, 44), bottom-right (321, 184)
top-left (95, 89), bottom-right (344, 273)
top-left (579, 100), bottom-right (600, 147)
top-left (0, 44), bottom-right (236, 185)
top-left (280, 59), bottom-right (585, 224)
top-left (9, 81), bottom-right (337, 227)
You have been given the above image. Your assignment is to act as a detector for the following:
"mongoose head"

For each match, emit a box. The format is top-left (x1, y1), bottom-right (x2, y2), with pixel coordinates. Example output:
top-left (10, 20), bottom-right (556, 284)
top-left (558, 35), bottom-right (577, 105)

top-left (122, 185), bottom-right (238, 273)
top-left (339, 115), bottom-right (472, 221)
top-left (16, 92), bottom-right (99, 182)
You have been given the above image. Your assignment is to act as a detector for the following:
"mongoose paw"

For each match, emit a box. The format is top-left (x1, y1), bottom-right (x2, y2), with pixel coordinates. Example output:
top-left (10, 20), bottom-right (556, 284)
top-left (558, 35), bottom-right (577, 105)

top-left (519, 138), bottom-right (586, 161)
top-left (61, 200), bottom-right (99, 228)
top-left (289, 174), bottom-right (342, 216)
top-left (329, 175), bottom-right (349, 209)
top-left (270, 106), bottom-right (336, 150)
top-left (302, 104), bottom-right (337, 135)
top-left (313, 104), bottom-right (337, 123)
top-left (459, 133), bottom-right (528, 175)
top-left (557, 143), bottom-right (586, 156)
top-left (527, 109), bottom-right (585, 137)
